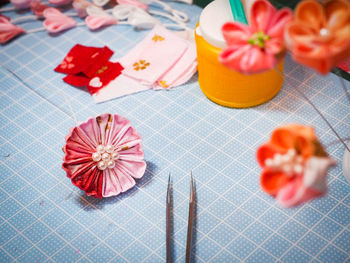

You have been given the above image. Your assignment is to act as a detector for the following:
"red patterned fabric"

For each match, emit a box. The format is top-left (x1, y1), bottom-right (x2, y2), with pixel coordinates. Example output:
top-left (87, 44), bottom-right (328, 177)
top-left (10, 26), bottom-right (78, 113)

top-left (55, 44), bottom-right (123, 95)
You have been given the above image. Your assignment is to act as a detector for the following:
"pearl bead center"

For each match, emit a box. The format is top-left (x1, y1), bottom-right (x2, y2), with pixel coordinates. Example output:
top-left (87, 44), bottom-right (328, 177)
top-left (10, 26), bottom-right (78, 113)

top-left (264, 149), bottom-right (304, 176)
top-left (92, 144), bottom-right (119, 171)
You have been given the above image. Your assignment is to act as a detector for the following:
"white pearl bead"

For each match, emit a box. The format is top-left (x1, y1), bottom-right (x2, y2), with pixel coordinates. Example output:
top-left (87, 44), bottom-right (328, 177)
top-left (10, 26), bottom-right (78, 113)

top-left (296, 156), bottom-right (303, 164)
top-left (281, 154), bottom-right (291, 163)
top-left (294, 164), bottom-right (303, 174)
top-left (319, 28), bottom-right (330, 37)
top-left (283, 164), bottom-right (292, 175)
top-left (111, 152), bottom-right (119, 160)
top-left (274, 153), bottom-right (282, 164)
top-left (107, 160), bottom-right (115, 169)
top-left (92, 152), bottom-right (101, 162)
top-left (97, 161), bottom-right (107, 170)
top-left (105, 144), bottom-right (114, 153)
top-left (265, 158), bottom-right (273, 167)
top-left (287, 149), bottom-right (296, 157)
top-left (96, 144), bottom-right (105, 153)
top-left (102, 152), bottom-right (110, 161)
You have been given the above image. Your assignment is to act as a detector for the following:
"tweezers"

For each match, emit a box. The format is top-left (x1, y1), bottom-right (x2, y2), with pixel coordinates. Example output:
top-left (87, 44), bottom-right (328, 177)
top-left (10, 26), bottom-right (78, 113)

top-left (166, 173), bottom-right (195, 263)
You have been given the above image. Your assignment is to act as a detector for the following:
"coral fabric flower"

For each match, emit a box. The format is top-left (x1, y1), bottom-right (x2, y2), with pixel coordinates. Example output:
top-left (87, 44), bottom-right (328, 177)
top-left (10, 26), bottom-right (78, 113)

top-left (62, 114), bottom-right (147, 198)
top-left (219, 0), bottom-right (292, 74)
top-left (285, 0), bottom-right (350, 75)
top-left (257, 124), bottom-right (335, 208)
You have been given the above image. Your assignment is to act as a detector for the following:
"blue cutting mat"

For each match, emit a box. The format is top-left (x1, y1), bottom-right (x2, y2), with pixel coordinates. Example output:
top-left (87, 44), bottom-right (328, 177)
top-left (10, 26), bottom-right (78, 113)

top-left (1, 2), bottom-right (350, 262)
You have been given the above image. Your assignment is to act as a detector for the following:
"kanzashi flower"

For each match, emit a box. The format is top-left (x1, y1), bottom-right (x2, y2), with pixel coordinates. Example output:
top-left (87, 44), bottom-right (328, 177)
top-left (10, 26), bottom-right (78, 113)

top-left (284, 0), bottom-right (350, 75)
top-left (219, 0), bottom-right (293, 74)
top-left (256, 124), bottom-right (335, 208)
top-left (62, 114), bottom-right (146, 198)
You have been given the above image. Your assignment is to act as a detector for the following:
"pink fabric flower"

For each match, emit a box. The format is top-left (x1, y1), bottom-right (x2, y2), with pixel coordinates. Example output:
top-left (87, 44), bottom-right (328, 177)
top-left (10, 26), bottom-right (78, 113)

top-left (62, 114), bottom-right (146, 198)
top-left (219, 0), bottom-right (292, 74)
top-left (0, 15), bottom-right (26, 44)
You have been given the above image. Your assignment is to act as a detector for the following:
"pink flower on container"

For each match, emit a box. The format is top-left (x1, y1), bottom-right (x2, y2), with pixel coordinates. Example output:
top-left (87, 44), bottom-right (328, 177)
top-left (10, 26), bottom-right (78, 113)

top-left (62, 114), bottom-right (147, 198)
top-left (219, 0), bottom-right (293, 74)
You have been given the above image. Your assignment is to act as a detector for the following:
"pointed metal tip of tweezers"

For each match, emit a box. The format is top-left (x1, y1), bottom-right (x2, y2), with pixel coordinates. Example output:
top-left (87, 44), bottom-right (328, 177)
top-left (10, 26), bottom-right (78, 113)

top-left (190, 171), bottom-right (194, 203)
top-left (167, 173), bottom-right (171, 203)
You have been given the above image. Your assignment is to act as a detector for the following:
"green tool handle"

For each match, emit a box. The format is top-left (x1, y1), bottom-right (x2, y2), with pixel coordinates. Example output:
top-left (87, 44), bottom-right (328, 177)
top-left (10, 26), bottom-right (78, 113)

top-left (229, 0), bottom-right (248, 24)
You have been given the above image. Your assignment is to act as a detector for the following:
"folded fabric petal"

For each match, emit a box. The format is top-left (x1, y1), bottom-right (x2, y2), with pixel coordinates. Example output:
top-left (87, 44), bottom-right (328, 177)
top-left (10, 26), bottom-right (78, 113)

top-left (249, 0), bottom-right (276, 33)
top-left (117, 0), bottom-right (148, 10)
top-left (0, 15), bottom-right (26, 44)
top-left (63, 114), bottom-right (146, 198)
top-left (43, 7), bottom-right (77, 33)
top-left (48, 0), bottom-right (72, 5)
top-left (285, 0), bottom-right (350, 74)
top-left (86, 15), bottom-right (117, 30)
top-left (112, 5), bottom-right (160, 29)
top-left (72, 0), bottom-right (94, 18)
top-left (256, 124), bottom-right (335, 208)
top-left (93, 0), bottom-right (109, 7)
top-left (30, 0), bottom-right (50, 17)
top-left (10, 0), bottom-right (32, 9)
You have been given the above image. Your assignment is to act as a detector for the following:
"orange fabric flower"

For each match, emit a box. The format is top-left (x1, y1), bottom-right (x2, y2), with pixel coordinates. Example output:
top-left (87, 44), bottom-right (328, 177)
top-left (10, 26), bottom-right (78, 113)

top-left (257, 124), bottom-right (335, 207)
top-left (284, 0), bottom-right (350, 74)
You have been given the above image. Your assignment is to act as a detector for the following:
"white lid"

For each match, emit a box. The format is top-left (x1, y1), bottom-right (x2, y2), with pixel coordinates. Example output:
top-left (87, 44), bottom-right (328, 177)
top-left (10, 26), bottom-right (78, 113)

top-left (198, 0), bottom-right (234, 49)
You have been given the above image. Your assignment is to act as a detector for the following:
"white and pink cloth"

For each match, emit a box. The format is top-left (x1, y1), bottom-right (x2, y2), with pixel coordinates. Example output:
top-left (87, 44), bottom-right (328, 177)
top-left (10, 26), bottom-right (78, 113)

top-left (93, 25), bottom-right (197, 102)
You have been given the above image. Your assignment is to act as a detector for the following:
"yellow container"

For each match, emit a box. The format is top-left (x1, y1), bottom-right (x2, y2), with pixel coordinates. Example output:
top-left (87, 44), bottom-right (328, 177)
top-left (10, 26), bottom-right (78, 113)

top-left (195, 27), bottom-right (284, 108)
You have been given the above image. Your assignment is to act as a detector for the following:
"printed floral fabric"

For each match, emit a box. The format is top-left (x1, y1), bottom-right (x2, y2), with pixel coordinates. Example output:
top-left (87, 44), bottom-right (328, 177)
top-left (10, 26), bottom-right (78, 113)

top-left (55, 44), bottom-right (123, 95)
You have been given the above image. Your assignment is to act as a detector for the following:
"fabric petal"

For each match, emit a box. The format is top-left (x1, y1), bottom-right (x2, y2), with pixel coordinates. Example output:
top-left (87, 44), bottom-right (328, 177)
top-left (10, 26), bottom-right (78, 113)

top-left (267, 7), bottom-right (293, 39)
top-left (249, 0), bottom-right (276, 32)
top-left (117, 159), bottom-right (146, 179)
top-left (221, 22), bottom-right (251, 46)
top-left (118, 143), bottom-right (145, 161)
top-left (294, 0), bottom-right (325, 31)
top-left (0, 16), bottom-right (25, 44)
top-left (113, 163), bottom-right (136, 192)
top-left (256, 142), bottom-right (286, 168)
top-left (85, 15), bottom-right (117, 30)
top-left (303, 156), bottom-right (336, 192)
top-left (260, 169), bottom-right (292, 195)
top-left (276, 177), bottom-right (323, 208)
